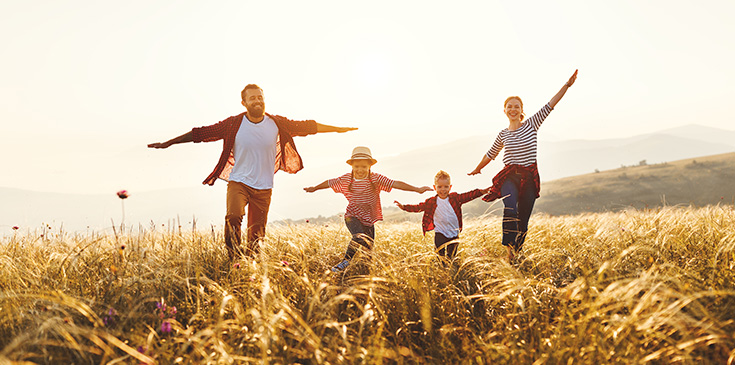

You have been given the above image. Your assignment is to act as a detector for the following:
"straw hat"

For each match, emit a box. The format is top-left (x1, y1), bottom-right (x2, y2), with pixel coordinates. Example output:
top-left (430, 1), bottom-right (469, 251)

top-left (346, 146), bottom-right (377, 165)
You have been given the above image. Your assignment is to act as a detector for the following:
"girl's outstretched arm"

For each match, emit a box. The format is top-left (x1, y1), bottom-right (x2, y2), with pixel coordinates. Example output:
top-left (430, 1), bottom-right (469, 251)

top-left (548, 69), bottom-right (578, 109)
top-left (304, 180), bottom-right (329, 193)
top-left (392, 181), bottom-right (433, 194)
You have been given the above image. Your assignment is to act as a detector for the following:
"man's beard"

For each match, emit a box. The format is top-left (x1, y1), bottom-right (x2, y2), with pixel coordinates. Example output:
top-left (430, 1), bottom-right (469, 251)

top-left (247, 103), bottom-right (265, 118)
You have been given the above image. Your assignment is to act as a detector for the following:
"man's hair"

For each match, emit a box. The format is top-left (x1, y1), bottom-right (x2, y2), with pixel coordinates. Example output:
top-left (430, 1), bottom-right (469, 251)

top-left (434, 170), bottom-right (451, 185)
top-left (241, 84), bottom-right (263, 101)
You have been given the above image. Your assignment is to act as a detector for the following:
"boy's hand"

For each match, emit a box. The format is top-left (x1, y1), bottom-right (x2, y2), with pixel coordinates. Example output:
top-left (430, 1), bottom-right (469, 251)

top-left (304, 186), bottom-right (317, 193)
top-left (393, 200), bottom-right (404, 210)
top-left (417, 186), bottom-right (433, 194)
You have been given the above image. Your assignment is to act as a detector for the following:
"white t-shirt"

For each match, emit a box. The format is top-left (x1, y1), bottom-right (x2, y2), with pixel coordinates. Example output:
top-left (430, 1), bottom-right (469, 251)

top-left (434, 197), bottom-right (460, 238)
top-left (229, 116), bottom-right (279, 189)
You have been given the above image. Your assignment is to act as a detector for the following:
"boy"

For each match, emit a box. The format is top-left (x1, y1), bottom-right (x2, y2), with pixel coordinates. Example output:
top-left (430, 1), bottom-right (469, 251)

top-left (394, 171), bottom-right (489, 262)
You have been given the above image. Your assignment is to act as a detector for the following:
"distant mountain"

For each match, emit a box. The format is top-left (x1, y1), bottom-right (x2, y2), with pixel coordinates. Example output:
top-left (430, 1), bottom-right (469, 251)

top-left (3, 124), bottom-right (734, 233)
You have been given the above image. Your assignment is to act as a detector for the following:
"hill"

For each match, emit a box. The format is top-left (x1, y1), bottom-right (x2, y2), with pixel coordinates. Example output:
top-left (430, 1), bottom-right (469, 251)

top-left (455, 152), bottom-right (735, 218)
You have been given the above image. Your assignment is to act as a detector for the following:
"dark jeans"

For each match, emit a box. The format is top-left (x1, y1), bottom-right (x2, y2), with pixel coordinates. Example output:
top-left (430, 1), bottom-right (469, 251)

top-left (501, 174), bottom-right (537, 251)
top-left (343, 216), bottom-right (375, 260)
top-left (435, 232), bottom-right (459, 260)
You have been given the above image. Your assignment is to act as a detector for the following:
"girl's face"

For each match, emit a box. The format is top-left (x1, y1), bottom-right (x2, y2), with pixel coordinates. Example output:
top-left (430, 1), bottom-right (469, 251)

top-left (351, 160), bottom-right (371, 179)
top-left (504, 98), bottom-right (523, 122)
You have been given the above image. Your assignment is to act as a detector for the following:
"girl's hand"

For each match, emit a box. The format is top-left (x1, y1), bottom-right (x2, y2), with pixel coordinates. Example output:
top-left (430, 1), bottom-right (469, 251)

top-left (417, 186), bottom-right (433, 194)
top-left (393, 200), bottom-right (404, 210)
top-left (304, 186), bottom-right (317, 193)
top-left (468, 169), bottom-right (482, 176)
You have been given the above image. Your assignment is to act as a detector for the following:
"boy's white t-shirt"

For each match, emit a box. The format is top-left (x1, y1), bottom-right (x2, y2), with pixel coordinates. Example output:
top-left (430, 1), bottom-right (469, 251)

top-left (434, 196), bottom-right (460, 238)
top-left (229, 116), bottom-right (279, 189)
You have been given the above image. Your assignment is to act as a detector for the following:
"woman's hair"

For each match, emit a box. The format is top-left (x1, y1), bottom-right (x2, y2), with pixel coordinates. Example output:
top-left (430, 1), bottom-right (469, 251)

top-left (434, 170), bottom-right (451, 185)
top-left (504, 96), bottom-right (525, 121)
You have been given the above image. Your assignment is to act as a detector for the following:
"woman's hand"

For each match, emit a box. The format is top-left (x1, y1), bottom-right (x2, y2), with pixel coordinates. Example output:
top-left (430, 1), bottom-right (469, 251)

top-left (393, 200), bottom-right (405, 210)
top-left (565, 69), bottom-right (578, 88)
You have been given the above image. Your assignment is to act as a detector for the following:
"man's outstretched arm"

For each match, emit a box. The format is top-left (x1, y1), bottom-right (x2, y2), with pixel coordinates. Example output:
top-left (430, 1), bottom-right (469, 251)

top-left (315, 123), bottom-right (358, 133)
top-left (148, 131), bottom-right (194, 149)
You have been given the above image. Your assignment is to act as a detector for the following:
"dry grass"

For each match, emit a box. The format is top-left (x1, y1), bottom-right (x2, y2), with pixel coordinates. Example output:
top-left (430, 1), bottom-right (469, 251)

top-left (2, 206), bottom-right (735, 364)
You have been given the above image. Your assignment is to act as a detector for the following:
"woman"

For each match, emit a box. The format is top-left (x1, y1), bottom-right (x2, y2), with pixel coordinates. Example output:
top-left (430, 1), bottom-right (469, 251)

top-left (469, 70), bottom-right (578, 262)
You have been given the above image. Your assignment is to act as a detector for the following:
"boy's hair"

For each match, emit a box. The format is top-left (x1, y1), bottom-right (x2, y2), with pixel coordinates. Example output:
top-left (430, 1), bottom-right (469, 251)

top-left (434, 170), bottom-right (451, 185)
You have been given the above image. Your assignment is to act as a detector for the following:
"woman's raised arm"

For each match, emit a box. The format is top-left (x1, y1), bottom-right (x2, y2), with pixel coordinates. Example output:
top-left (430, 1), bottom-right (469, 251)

top-left (548, 69), bottom-right (578, 109)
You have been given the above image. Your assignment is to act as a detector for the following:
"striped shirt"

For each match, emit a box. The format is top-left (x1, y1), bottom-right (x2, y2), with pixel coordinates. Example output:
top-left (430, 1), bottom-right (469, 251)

top-left (486, 103), bottom-right (553, 166)
top-left (328, 172), bottom-right (394, 226)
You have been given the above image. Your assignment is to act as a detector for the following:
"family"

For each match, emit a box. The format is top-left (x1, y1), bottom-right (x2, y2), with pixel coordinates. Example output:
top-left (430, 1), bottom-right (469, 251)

top-left (148, 70), bottom-right (578, 271)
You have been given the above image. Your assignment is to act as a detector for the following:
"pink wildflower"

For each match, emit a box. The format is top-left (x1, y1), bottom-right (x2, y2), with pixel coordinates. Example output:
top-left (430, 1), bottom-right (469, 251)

top-left (161, 320), bottom-right (172, 333)
top-left (116, 190), bottom-right (129, 199)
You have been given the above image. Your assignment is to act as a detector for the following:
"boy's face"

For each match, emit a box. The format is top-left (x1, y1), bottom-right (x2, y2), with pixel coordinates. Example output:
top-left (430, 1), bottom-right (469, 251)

top-left (434, 178), bottom-right (451, 199)
top-left (351, 160), bottom-right (371, 179)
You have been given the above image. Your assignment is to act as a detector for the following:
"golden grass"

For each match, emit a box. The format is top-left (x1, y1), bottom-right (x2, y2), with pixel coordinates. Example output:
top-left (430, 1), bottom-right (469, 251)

top-left (1, 206), bottom-right (735, 364)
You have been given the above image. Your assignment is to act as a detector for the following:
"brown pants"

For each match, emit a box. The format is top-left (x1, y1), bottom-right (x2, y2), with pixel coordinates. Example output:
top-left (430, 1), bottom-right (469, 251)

top-left (225, 181), bottom-right (272, 259)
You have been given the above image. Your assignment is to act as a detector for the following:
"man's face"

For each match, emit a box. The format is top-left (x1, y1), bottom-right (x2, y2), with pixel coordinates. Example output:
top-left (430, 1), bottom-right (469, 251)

top-left (241, 89), bottom-right (265, 118)
top-left (434, 178), bottom-right (451, 199)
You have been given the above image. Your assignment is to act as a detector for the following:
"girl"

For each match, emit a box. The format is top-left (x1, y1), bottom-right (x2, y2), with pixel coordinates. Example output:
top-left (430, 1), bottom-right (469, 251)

top-left (304, 146), bottom-right (432, 272)
top-left (469, 70), bottom-right (578, 262)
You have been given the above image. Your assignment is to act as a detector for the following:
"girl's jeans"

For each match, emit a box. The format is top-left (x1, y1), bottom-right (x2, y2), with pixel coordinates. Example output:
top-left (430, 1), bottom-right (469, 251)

top-left (343, 216), bottom-right (375, 260)
top-left (501, 174), bottom-right (537, 251)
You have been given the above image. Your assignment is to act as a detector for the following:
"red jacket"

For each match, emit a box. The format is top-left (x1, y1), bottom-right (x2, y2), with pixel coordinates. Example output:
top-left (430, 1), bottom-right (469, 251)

top-left (191, 112), bottom-right (317, 185)
top-left (400, 189), bottom-right (485, 235)
top-left (482, 163), bottom-right (540, 202)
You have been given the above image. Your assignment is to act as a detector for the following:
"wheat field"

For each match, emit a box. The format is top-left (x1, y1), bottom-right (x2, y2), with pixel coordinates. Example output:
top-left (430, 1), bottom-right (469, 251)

top-left (1, 206), bottom-right (735, 364)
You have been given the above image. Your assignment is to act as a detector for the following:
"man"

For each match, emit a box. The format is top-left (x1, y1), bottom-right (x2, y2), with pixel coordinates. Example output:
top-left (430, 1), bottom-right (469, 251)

top-left (148, 84), bottom-right (356, 259)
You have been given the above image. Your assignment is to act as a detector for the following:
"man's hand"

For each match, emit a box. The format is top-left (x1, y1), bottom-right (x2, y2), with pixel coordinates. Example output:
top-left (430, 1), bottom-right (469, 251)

top-left (333, 126), bottom-right (358, 133)
top-left (304, 186), bottom-right (318, 193)
top-left (316, 123), bottom-right (358, 133)
top-left (148, 142), bottom-right (172, 149)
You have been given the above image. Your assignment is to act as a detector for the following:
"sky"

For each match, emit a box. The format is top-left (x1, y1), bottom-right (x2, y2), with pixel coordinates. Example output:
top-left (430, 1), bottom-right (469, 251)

top-left (2, 0), bottom-right (735, 221)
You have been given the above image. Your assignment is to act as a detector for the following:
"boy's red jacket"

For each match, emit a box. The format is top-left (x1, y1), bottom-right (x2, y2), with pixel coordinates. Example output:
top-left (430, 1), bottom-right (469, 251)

top-left (400, 189), bottom-right (485, 235)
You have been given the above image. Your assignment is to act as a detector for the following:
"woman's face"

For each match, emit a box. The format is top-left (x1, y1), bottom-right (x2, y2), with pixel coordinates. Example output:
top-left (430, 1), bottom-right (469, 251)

top-left (351, 160), bottom-right (371, 179)
top-left (504, 98), bottom-right (523, 121)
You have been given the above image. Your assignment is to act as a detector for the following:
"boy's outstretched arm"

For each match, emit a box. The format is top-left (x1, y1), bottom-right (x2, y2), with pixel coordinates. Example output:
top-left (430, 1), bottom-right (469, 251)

top-left (304, 180), bottom-right (329, 193)
top-left (394, 200), bottom-right (426, 213)
top-left (392, 181), bottom-right (433, 194)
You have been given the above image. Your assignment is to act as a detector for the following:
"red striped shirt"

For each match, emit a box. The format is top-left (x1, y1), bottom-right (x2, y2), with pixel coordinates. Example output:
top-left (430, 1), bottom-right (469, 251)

top-left (328, 172), bottom-right (394, 225)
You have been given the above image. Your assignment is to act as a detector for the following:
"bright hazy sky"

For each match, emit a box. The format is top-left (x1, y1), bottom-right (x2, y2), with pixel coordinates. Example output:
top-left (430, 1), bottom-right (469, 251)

top-left (2, 0), bottom-right (734, 197)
